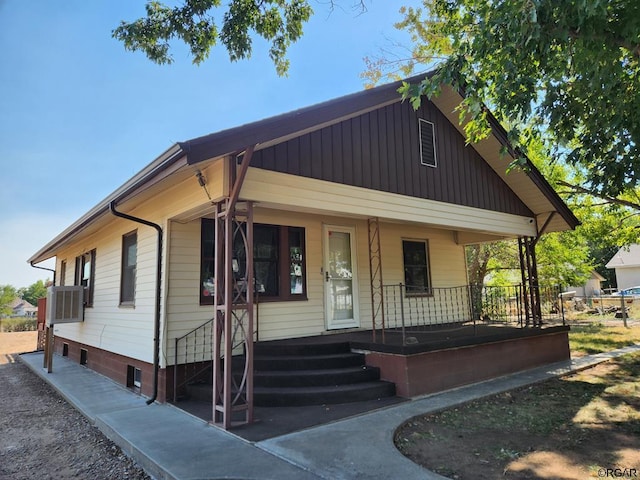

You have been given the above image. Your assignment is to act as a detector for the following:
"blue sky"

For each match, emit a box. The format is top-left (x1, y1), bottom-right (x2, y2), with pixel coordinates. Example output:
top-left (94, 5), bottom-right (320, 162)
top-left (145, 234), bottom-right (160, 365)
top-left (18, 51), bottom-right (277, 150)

top-left (0, 1), bottom-right (416, 288)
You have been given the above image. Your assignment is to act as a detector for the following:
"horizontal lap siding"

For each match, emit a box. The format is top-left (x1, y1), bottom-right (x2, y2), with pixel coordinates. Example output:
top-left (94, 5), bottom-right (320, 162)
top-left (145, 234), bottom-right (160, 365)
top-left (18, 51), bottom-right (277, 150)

top-left (164, 210), bottom-right (467, 349)
top-left (250, 100), bottom-right (532, 217)
top-left (53, 218), bottom-right (160, 364)
top-left (378, 223), bottom-right (469, 325)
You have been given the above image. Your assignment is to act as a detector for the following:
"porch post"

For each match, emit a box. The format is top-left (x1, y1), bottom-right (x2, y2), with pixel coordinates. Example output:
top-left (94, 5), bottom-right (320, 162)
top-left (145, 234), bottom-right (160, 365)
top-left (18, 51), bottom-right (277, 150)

top-left (212, 148), bottom-right (255, 429)
top-left (368, 217), bottom-right (385, 343)
top-left (518, 236), bottom-right (542, 327)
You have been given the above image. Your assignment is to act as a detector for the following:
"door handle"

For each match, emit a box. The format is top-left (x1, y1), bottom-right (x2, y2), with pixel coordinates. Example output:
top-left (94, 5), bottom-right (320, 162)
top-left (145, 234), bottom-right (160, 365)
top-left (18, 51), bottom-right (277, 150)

top-left (325, 271), bottom-right (330, 282)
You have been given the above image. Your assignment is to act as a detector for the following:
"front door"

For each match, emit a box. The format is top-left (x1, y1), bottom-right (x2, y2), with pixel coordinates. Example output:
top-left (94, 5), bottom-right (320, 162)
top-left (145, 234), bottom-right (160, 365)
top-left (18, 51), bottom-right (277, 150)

top-left (324, 225), bottom-right (359, 330)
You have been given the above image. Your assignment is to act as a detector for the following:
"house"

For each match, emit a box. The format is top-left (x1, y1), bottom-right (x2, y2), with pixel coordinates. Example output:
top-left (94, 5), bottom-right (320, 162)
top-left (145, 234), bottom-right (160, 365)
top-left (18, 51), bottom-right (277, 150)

top-left (28, 74), bottom-right (579, 429)
top-left (9, 298), bottom-right (38, 317)
top-left (565, 270), bottom-right (606, 297)
top-left (606, 244), bottom-right (640, 290)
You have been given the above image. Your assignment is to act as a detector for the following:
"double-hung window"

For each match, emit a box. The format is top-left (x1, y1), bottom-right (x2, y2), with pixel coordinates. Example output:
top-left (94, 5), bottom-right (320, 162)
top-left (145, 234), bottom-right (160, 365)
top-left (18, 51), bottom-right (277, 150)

top-left (59, 260), bottom-right (67, 286)
top-left (402, 239), bottom-right (431, 295)
top-left (120, 231), bottom-right (137, 305)
top-left (75, 249), bottom-right (96, 306)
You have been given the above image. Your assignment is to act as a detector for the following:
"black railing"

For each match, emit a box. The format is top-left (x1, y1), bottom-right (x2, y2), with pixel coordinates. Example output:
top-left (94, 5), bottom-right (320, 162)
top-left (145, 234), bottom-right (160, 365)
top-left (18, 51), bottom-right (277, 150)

top-left (173, 319), bottom-right (214, 402)
top-left (382, 285), bottom-right (473, 333)
top-left (381, 283), bottom-right (565, 345)
top-left (172, 315), bottom-right (253, 403)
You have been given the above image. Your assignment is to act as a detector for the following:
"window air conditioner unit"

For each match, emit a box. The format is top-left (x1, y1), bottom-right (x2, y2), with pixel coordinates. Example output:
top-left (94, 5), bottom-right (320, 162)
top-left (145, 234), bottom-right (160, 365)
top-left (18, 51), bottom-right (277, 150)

top-left (46, 286), bottom-right (85, 326)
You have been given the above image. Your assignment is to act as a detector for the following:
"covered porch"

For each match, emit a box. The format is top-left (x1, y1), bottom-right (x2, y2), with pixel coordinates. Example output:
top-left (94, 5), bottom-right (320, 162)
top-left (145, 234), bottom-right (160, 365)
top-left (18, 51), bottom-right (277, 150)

top-left (173, 319), bottom-right (570, 441)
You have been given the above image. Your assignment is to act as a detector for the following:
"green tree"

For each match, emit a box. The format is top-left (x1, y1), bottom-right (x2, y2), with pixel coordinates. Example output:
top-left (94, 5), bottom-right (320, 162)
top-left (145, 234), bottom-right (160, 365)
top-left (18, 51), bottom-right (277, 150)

top-left (112, 0), bottom-right (315, 76)
top-left (0, 285), bottom-right (17, 317)
top-left (17, 280), bottom-right (50, 307)
top-left (373, 0), bottom-right (640, 199)
top-left (466, 242), bottom-right (518, 287)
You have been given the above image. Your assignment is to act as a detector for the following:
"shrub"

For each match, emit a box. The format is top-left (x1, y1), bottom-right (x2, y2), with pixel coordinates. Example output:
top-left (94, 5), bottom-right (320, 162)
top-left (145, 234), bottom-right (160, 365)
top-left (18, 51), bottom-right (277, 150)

top-left (0, 317), bottom-right (38, 332)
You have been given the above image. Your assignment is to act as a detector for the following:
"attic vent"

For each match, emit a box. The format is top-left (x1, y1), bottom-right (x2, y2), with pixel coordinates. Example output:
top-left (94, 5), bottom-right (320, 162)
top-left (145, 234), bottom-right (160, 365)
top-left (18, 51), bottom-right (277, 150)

top-left (46, 286), bottom-right (85, 326)
top-left (419, 118), bottom-right (437, 167)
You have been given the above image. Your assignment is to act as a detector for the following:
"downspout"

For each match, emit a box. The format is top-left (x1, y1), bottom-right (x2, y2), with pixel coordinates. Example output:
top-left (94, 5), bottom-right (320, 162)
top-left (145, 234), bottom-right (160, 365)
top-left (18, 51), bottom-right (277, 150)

top-left (109, 201), bottom-right (162, 405)
top-left (29, 263), bottom-right (57, 286)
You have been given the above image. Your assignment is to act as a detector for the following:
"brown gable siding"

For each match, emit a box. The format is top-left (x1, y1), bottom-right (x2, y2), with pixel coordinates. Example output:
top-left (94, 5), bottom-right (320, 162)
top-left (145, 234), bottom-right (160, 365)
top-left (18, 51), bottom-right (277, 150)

top-left (251, 99), bottom-right (532, 217)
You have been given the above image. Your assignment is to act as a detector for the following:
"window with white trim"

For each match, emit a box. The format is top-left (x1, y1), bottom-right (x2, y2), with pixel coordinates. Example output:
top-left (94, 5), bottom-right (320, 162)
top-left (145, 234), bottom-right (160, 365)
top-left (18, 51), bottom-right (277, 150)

top-left (75, 250), bottom-right (96, 306)
top-left (120, 230), bottom-right (137, 305)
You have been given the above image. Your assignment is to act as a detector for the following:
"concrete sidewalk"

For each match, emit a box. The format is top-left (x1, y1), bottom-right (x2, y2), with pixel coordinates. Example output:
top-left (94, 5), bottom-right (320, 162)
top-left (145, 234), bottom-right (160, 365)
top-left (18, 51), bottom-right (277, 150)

top-left (20, 344), bottom-right (640, 480)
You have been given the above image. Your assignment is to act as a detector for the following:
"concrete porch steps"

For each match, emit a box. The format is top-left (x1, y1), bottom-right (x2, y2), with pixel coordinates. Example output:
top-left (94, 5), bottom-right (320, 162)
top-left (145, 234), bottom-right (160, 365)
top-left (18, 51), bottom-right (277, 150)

top-left (186, 339), bottom-right (397, 407)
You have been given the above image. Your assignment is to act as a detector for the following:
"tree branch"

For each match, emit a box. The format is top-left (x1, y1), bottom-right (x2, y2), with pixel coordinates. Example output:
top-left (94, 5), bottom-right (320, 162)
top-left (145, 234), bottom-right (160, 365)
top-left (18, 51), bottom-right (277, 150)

top-left (557, 180), bottom-right (640, 211)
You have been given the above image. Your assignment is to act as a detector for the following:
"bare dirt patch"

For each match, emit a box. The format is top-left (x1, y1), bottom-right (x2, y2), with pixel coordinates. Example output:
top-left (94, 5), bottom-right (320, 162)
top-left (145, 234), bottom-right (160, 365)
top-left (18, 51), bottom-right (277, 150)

top-left (0, 331), bottom-right (38, 365)
top-left (395, 352), bottom-right (640, 479)
top-left (0, 332), bottom-right (150, 480)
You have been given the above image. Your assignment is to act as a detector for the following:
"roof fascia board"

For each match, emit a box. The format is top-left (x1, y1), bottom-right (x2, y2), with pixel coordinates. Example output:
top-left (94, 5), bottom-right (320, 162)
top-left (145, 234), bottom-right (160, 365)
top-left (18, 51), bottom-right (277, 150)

top-left (28, 144), bottom-right (185, 264)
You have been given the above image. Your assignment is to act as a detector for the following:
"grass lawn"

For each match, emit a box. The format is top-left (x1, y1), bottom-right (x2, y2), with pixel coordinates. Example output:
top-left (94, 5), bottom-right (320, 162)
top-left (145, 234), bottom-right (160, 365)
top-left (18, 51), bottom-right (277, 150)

top-left (395, 322), bottom-right (640, 479)
top-left (569, 321), bottom-right (640, 355)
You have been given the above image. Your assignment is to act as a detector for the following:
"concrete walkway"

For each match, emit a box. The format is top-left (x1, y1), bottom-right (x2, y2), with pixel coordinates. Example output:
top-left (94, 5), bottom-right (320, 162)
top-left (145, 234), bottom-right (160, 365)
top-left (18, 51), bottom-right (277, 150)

top-left (20, 345), bottom-right (640, 480)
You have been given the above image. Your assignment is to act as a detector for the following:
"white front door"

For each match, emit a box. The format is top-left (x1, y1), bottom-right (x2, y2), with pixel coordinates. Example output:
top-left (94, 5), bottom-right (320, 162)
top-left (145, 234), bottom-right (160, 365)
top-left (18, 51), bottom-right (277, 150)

top-left (324, 225), bottom-right (359, 330)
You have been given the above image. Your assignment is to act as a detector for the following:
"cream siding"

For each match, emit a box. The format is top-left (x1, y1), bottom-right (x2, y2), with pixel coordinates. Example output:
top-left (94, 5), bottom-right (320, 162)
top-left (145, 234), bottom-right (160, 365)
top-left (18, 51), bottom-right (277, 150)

top-left (164, 207), bottom-right (468, 354)
top-left (53, 216), bottom-right (162, 363)
top-left (241, 168), bottom-right (537, 237)
top-left (48, 149), bottom-right (530, 367)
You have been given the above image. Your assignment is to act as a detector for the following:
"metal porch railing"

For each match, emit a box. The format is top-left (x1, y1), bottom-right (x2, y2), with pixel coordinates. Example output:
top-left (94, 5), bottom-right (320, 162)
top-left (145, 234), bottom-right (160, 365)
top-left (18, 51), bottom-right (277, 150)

top-left (381, 283), bottom-right (565, 345)
top-left (172, 314), bottom-right (255, 403)
top-left (172, 318), bottom-right (214, 403)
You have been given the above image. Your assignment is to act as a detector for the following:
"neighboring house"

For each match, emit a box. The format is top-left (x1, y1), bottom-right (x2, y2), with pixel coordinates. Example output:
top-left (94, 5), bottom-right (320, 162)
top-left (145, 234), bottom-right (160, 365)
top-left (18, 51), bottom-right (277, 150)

top-left (28, 74), bottom-right (578, 428)
top-left (566, 270), bottom-right (606, 297)
top-left (10, 298), bottom-right (37, 317)
top-left (606, 244), bottom-right (640, 290)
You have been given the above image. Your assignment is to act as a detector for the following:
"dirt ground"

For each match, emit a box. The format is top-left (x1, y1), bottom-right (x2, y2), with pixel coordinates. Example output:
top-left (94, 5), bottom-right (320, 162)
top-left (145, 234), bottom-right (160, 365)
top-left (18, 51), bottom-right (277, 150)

top-left (0, 332), bottom-right (150, 480)
top-left (396, 352), bottom-right (640, 479)
top-left (3, 329), bottom-right (639, 480)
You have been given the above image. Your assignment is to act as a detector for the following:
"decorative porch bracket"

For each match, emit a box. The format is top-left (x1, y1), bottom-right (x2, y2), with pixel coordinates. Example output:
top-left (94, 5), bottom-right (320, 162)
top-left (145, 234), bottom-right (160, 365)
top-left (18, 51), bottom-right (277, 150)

top-left (213, 146), bottom-right (255, 429)
top-left (518, 236), bottom-right (542, 327)
top-left (368, 217), bottom-right (385, 343)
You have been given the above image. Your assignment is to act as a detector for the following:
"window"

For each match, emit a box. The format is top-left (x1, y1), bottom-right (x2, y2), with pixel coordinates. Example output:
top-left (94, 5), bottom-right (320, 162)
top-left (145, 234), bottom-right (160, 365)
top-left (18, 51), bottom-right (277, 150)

top-left (252, 225), bottom-right (280, 296)
top-left (402, 240), bottom-right (431, 295)
top-left (60, 260), bottom-right (66, 286)
top-left (419, 118), bottom-right (437, 167)
top-left (200, 219), bottom-right (216, 304)
top-left (75, 249), bottom-right (96, 307)
top-left (200, 220), bottom-right (306, 304)
top-left (120, 231), bottom-right (137, 305)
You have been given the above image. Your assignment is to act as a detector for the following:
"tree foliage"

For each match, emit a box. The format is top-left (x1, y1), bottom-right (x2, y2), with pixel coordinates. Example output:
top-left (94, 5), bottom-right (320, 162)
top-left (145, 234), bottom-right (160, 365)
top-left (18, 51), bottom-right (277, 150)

top-left (112, 0), bottom-right (314, 76)
top-left (379, 0), bottom-right (640, 198)
top-left (0, 285), bottom-right (17, 317)
top-left (18, 280), bottom-right (50, 307)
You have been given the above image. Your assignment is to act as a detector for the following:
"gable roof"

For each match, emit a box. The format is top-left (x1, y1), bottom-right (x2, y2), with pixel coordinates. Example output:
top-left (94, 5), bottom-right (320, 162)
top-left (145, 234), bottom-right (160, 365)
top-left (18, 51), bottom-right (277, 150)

top-left (10, 298), bottom-right (35, 310)
top-left (28, 73), bottom-right (578, 265)
top-left (606, 244), bottom-right (640, 269)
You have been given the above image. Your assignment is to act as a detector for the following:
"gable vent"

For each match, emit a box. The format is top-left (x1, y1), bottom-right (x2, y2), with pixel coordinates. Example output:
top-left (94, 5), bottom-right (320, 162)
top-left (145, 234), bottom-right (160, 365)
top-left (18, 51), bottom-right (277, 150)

top-left (419, 118), bottom-right (437, 167)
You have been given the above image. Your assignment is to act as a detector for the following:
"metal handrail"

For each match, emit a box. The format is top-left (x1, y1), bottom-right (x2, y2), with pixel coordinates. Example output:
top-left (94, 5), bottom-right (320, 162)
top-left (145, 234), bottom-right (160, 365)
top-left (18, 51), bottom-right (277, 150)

top-left (381, 283), bottom-right (565, 345)
top-left (173, 318), bottom-right (214, 403)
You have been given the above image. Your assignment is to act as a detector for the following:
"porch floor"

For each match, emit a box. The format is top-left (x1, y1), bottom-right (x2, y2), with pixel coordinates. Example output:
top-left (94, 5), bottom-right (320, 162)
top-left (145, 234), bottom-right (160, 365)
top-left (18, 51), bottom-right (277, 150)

top-left (177, 323), bottom-right (567, 441)
top-left (258, 322), bottom-right (569, 355)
